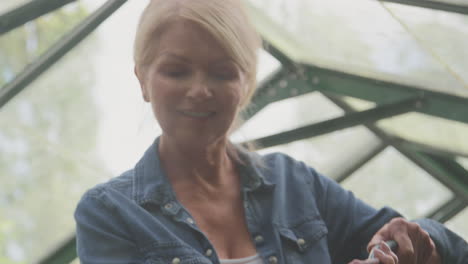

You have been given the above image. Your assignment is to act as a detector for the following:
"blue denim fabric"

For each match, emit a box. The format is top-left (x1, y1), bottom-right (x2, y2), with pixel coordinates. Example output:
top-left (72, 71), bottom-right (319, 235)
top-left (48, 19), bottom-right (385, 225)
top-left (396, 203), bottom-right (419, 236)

top-left (75, 138), bottom-right (467, 264)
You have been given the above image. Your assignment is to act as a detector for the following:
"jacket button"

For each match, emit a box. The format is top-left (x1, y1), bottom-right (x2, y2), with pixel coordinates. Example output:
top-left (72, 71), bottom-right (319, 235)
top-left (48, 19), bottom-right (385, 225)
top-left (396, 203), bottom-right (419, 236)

top-left (297, 238), bottom-right (306, 246)
top-left (172, 257), bottom-right (181, 264)
top-left (186, 217), bottom-right (195, 224)
top-left (254, 235), bottom-right (264, 243)
top-left (205, 248), bottom-right (213, 257)
top-left (164, 203), bottom-right (173, 210)
top-left (268, 256), bottom-right (278, 264)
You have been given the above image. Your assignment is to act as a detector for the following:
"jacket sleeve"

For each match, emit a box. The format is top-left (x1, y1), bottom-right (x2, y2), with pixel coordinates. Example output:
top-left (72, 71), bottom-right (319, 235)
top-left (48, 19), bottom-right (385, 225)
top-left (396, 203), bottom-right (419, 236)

top-left (305, 166), bottom-right (401, 263)
top-left (74, 188), bottom-right (143, 264)
top-left (415, 218), bottom-right (468, 264)
top-left (305, 164), bottom-right (468, 264)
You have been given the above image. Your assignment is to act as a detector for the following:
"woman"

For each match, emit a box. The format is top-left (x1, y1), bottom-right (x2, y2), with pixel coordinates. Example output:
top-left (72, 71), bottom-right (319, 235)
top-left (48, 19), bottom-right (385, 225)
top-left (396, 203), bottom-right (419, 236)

top-left (74, 0), bottom-right (467, 263)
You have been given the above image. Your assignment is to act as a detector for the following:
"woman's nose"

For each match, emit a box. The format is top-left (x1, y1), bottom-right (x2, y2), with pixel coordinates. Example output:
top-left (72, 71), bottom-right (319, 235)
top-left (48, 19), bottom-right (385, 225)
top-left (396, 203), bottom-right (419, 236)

top-left (186, 74), bottom-right (213, 100)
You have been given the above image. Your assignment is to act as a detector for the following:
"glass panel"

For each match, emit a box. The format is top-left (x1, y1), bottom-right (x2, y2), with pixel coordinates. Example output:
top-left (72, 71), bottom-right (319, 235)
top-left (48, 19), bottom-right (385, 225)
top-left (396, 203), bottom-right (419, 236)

top-left (0, 1), bottom-right (94, 90)
top-left (0, 0), bottom-right (30, 14)
top-left (81, 0), bottom-right (107, 9)
top-left (384, 3), bottom-right (468, 95)
top-left (445, 208), bottom-right (468, 242)
top-left (342, 147), bottom-right (453, 219)
top-left (0, 34), bottom-right (106, 263)
top-left (377, 113), bottom-right (468, 156)
top-left (456, 157), bottom-right (468, 171)
top-left (82, 0), bottom-right (159, 176)
top-left (232, 92), bottom-right (345, 143)
top-left (255, 126), bottom-right (382, 181)
top-left (245, 0), bottom-right (468, 98)
top-left (257, 48), bottom-right (281, 82)
top-left (0, 0), bottom-right (152, 263)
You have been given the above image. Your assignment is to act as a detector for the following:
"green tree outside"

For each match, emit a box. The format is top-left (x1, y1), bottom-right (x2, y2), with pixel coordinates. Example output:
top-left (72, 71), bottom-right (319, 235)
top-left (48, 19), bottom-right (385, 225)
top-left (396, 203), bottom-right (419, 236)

top-left (0, 2), bottom-right (108, 263)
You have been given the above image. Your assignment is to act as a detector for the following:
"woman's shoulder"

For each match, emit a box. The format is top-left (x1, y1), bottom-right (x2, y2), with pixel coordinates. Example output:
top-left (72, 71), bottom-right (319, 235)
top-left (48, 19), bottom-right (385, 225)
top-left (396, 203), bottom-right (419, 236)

top-left (256, 151), bottom-right (318, 174)
top-left (247, 151), bottom-right (323, 185)
top-left (78, 169), bottom-right (135, 205)
top-left (261, 151), bottom-right (302, 164)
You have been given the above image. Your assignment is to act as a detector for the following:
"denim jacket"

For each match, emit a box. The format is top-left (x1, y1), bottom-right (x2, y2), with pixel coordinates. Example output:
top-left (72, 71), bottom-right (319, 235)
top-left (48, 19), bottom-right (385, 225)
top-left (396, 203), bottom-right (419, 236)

top-left (75, 138), bottom-right (468, 264)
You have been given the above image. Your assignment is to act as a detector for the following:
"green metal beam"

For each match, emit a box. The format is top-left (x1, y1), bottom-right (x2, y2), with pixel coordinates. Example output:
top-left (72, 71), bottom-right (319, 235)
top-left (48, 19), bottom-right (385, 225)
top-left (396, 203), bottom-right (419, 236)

top-left (426, 197), bottom-right (467, 223)
top-left (392, 136), bottom-right (468, 159)
top-left (242, 66), bottom-right (315, 120)
top-left (378, 0), bottom-right (468, 16)
top-left (246, 66), bottom-right (467, 198)
top-left (256, 39), bottom-right (468, 126)
top-left (38, 235), bottom-right (76, 264)
top-left (247, 85), bottom-right (468, 220)
top-left (262, 39), bottom-right (297, 68)
top-left (0, 0), bottom-right (129, 110)
top-left (396, 148), bottom-right (468, 203)
top-left (250, 42), bottom-right (468, 127)
top-left (322, 99), bottom-right (435, 185)
top-left (323, 93), bottom-right (468, 217)
top-left (246, 97), bottom-right (422, 149)
top-left (427, 153), bottom-right (468, 191)
top-left (0, 0), bottom-right (76, 35)
top-left (305, 65), bottom-right (468, 125)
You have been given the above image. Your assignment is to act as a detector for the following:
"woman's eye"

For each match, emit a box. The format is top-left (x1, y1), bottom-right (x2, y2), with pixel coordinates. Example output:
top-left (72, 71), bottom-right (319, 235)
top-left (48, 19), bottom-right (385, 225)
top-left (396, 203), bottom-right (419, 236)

top-left (158, 63), bottom-right (190, 78)
top-left (164, 70), bottom-right (189, 78)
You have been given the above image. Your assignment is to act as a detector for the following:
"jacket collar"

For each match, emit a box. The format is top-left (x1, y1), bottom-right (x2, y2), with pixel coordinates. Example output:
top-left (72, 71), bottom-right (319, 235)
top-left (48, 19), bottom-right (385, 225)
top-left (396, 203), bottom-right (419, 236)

top-left (132, 137), bottom-right (275, 205)
top-left (237, 150), bottom-right (276, 192)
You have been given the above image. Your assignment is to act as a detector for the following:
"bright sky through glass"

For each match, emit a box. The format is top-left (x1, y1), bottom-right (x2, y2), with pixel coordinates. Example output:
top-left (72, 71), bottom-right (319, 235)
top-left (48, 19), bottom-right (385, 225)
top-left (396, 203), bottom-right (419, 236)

top-left (246, 0), bottom-right (468, 98)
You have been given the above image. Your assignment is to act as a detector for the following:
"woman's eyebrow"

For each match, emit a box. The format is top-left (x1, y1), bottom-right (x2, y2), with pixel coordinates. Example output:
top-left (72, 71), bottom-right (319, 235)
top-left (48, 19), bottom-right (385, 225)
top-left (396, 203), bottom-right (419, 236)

top-left (157, 52), bottom-right (191, 63)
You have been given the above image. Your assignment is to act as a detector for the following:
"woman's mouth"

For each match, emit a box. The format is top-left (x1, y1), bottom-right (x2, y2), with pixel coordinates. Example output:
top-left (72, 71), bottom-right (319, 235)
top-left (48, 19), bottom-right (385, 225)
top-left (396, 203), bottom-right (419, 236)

top-left (179, 110), bottom-right (216, 118)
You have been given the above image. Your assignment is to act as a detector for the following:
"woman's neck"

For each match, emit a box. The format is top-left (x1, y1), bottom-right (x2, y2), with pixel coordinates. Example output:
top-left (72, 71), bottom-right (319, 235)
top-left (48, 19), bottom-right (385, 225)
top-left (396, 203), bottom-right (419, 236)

top-left (159, 134), bottom-right (236, 188)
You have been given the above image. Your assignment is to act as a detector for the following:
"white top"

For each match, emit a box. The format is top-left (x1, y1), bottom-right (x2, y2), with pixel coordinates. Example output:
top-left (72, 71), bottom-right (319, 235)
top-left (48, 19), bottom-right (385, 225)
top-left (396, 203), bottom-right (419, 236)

top-left (220, 254), bottom-right (264, 264)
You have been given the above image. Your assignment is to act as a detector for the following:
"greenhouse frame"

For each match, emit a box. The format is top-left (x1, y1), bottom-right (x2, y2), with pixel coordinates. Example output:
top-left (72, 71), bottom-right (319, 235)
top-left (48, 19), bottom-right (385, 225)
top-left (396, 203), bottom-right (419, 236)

top-left (0, 0), bottom-right (467, 263)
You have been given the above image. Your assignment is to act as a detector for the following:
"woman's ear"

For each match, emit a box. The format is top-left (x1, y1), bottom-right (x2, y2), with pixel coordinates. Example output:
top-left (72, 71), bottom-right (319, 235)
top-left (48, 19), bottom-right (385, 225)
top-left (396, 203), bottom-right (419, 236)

top-left (134, 66), bottom-right (150, 102)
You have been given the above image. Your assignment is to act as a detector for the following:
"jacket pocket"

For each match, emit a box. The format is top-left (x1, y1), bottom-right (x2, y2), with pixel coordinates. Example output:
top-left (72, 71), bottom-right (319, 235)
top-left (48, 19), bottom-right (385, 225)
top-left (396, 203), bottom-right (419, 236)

top-left (142, 242), bottom-right (212, 264)
top-left (278, 219), bottom-right (330, 263)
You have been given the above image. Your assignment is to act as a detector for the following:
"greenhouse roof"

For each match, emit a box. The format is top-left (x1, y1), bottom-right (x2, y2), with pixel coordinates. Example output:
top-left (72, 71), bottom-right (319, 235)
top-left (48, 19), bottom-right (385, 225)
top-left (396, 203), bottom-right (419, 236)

top-left (0, 0), bottom-right (467, 263)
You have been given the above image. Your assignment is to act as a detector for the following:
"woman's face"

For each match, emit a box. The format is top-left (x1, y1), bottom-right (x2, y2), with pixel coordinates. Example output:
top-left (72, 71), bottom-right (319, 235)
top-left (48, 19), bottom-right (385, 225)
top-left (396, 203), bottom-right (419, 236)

top-left (137, 20), bottom-right (247, 146)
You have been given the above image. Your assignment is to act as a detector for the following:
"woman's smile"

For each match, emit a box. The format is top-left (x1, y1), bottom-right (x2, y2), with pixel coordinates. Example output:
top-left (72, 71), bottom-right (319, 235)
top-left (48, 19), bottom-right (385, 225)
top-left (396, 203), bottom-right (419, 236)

top-left (178, 110), bottom-right (216, 118)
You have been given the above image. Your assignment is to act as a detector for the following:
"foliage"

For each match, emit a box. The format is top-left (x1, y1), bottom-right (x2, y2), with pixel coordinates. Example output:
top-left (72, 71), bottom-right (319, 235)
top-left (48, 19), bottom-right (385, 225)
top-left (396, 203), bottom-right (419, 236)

top-left (0, 2), bottom-right (108, 263)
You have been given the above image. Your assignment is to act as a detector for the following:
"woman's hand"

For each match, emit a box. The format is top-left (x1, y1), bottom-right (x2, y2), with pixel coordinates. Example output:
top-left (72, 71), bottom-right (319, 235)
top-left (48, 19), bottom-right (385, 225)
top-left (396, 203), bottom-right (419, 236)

top-left (348, 241), bottom-right (399, 264)
top-left (367, 217), bottom-right (441, 264)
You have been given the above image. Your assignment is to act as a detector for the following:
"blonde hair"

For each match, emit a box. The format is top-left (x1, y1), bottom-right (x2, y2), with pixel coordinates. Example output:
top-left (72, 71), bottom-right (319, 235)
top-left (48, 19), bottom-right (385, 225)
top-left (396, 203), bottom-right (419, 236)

top-left (133, 0), bottom-right (261, 109)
